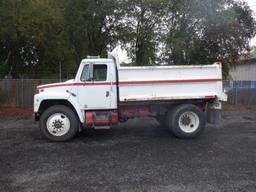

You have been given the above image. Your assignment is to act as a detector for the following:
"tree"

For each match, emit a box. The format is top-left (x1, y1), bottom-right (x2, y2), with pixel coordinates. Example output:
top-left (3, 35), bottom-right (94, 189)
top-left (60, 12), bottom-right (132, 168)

top-left (64, 0), bottom-right (126, 59)
top-left (0, 0), bottom-right (72, 78)
top-left (120, 0), bottom-right (166, 65)
top-left (162, 0), bottom-right (256, 76)
top-left (0, 0), bottom-right (255, 78)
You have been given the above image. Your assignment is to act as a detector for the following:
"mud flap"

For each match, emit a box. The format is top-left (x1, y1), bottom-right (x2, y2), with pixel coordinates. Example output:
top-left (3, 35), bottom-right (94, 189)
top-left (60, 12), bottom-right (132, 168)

top-left (207, 109), bottom-right (221, 124)
top-left (207, 100), bottom-right (222, 124)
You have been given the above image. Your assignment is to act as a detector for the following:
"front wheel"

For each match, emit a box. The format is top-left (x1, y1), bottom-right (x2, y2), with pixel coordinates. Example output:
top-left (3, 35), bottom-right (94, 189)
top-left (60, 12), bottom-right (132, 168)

top-left (166, 104), bottom-right (206, 139)
top-left (39, 105), bottom-right (79, 142)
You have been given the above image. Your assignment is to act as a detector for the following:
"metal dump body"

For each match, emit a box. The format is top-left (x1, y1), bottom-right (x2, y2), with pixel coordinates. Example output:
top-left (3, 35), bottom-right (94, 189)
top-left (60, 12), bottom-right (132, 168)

top-left (117, 63), bottom-right (227, 103)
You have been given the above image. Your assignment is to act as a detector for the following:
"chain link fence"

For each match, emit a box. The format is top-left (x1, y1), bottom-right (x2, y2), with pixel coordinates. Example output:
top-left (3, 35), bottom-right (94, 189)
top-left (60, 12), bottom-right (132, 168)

top-left (224, 81), bottom-right (256, 105)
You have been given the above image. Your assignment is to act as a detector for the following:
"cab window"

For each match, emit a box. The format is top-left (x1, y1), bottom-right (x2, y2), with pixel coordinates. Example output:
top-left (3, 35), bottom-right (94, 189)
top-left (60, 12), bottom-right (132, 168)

top-left (80, 64), bottom-right (89, 81)
top-left (93, 65), bottom-right (107, 81)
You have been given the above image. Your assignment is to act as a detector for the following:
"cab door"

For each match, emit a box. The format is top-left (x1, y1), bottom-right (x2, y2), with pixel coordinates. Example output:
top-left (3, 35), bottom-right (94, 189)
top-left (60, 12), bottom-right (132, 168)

top-left (77, 63), bottom-right (113, 110)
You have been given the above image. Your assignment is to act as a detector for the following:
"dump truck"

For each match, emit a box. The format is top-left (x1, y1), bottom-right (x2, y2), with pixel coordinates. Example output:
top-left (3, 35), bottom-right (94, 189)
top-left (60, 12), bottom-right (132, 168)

top-left (34, 53), bottom-right (227, 141)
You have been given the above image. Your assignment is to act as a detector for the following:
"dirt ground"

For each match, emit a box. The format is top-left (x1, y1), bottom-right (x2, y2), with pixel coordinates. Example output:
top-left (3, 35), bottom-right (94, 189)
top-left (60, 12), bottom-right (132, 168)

top-left (0, 107), bottom-right (33, 119)
top-left (0, 107), bottom-right (256, 192)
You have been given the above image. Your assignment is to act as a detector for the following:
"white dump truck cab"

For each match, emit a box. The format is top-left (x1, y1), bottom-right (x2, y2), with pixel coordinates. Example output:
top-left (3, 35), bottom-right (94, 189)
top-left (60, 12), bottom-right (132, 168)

top-left (34, 53), bottom-right (227, 142)
top-left (74, 56), bottom-right (118, 110)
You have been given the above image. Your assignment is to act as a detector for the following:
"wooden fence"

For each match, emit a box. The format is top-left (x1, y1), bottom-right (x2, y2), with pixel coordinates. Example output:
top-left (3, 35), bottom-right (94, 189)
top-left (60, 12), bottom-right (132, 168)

top-left (0, 79), bottom-right (256, 107)
top-left (0, 79), bottom-right (59, 107)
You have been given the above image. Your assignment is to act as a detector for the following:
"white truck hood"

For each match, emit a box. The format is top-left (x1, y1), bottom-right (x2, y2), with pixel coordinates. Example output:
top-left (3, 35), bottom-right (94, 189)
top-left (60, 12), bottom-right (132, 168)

top-left (37, 79), bottom-right (75, 90)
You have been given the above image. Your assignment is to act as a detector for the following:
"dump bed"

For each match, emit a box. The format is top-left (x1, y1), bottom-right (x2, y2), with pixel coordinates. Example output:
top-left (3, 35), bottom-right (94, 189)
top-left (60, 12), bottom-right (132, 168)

top-left (117, 63), bottom-right (227, 103)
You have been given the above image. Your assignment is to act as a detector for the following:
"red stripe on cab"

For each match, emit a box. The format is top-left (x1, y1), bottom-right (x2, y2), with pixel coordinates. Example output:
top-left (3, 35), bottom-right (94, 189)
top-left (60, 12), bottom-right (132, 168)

top-left (37, 78), bottom-right (222, 89)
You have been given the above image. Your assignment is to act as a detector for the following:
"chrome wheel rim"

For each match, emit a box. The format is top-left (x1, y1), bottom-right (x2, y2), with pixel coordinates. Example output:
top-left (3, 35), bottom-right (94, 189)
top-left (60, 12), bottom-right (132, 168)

top-left (178, 111), bottom-right (200, 133)
top-left (46, 113), bottom-right (70, 137)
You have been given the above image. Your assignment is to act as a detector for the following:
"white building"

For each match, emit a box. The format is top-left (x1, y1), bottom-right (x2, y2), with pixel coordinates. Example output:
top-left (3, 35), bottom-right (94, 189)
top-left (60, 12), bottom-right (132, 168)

top-left (229, 57), bottom-right (256, 81)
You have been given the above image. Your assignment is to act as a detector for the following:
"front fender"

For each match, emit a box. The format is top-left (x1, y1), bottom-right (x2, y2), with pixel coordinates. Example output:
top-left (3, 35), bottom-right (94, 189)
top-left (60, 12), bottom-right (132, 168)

top-left (68, 96), bottom-right (85, 123)
top-left (34, 92), bottom-right (84, 123)
top-left (34, 92), bottom-right (70, 112)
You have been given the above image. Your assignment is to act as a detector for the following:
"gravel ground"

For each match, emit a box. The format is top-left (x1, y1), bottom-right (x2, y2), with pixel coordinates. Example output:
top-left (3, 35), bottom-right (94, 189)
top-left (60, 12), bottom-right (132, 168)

top-left (0, 110), bottom-right (256, 192)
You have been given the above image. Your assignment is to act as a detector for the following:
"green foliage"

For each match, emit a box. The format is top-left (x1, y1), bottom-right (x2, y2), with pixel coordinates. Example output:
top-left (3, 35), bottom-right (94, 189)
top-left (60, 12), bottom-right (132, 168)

top-left (0, 62), bottom-right (8, 77)
top-left (120, 0), bottom-right (165, 65)
top-left (64, 0), bottom-right (126, 58)
top-left (0, 0), bottom-right (255, 78)
top-left (162, 0), bottom-right (256, 77)
top-left (0, 0), bottom-right (74, 78)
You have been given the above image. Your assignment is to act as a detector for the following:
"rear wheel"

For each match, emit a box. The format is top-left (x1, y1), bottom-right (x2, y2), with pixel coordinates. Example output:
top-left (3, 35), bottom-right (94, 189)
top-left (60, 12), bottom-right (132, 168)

top-left (39, 105), bottom-right (79, 142)
top-left (166, 104), bottom-right (206, 139)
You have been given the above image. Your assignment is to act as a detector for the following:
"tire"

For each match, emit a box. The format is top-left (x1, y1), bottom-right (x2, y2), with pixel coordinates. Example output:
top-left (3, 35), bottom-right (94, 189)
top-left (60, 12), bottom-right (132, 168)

top-left (39, 105), bottom-right (79, 142)
top-left (166, 104), bottom-right (206, 139)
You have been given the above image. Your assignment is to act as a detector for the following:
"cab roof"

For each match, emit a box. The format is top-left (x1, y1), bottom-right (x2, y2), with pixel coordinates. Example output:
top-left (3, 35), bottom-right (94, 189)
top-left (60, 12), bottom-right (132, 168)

top-left (81, 58), bottom-right (113, 64)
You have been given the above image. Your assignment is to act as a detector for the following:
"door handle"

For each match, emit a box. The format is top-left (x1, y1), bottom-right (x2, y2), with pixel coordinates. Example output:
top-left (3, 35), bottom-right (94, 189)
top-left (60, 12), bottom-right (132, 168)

top-left (106, 91), bottom-right (110, 97)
